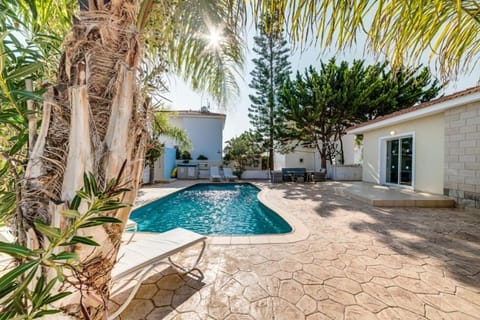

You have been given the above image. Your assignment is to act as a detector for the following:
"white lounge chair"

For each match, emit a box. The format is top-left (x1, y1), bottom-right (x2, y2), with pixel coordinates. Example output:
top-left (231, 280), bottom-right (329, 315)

top-left (223, 167), bottom-right (238, 181)
top-left (0, 226), bottom-right (14, 243)
top-left (209, 166), bottom-right (222, 182)
top-left (109, 228), bottom-right (206, 320)
top-left (0, 226), bottom-right (14, 271)
top-left (124, 219), bottom-right (137, 244)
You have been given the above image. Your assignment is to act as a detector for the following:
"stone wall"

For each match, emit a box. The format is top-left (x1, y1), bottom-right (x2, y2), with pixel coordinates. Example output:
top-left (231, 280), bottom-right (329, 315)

top-left (444, 102), bottom-right (480, 208)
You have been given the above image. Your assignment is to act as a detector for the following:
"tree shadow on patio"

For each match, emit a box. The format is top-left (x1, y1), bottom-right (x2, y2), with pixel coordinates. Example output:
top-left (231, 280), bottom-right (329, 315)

top-left (271, 182), bottom-right (355, 218)
top-left (348, 206), bottom-right (480, 288)
top-left (269, 182), bottom-right (480, 289)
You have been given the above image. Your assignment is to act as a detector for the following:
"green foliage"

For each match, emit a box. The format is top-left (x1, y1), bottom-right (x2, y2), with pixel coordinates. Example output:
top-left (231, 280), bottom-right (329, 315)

top-left (145, 142), bottom-right (163, 167)
top-left (1, 0), bottom-right (75, 81)
top-left (223, 131), bottom-right (263, 172)
top-left (248, 13), bottom-right (291, 170)
top-left (143, 0), bottom-right (246, 107)
top-left (175, 146), bottom-right (182, 160)
top-left (0, 0), bottom-right (74, 226)
top-left (0, 173), bottom-right (129, 319)
top-left (277, 60), bottom-right (441, 167)
top-left (152, 112), bottom-right (191, 151)
top-left (197, 154), bottom-right (208, 160)
top-left (252, 1), bottom-right (479, 80)
top-left (181, 150), bottom-right (192, 160)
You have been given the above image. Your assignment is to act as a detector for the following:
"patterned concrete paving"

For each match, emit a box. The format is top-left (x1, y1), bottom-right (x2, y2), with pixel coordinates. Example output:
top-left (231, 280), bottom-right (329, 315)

top-left (111, 182), bottom-right (480, 319)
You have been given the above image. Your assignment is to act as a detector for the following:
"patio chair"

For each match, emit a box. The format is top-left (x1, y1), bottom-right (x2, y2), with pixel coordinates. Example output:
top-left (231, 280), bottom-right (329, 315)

top-left (223, 167), bottom-right (238, 181)
top-left (210, 166), bottom-right (222, 182)
top-left (0, 226), bottom-right (14, 269)
top-left (124, 219), bottom-right (137, 244)
top-left (109, 227), bottom-right (207, 320)
top-left (0, 226), bottom-right (14, 243)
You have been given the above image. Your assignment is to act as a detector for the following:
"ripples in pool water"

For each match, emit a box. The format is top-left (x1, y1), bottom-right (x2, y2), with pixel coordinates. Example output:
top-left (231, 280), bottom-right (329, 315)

top-left (130, 183), bottom-right (292, 235)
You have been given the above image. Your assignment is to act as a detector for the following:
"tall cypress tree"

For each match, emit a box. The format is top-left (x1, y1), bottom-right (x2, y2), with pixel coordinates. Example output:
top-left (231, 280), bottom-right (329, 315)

top-left (248, 15), bottom-right (291, 170)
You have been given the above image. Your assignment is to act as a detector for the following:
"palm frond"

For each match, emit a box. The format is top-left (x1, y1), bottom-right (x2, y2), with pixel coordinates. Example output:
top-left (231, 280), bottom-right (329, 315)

top-left (143, 0), bottom-right (246, 107)
top-left (252, 0), bottom-right (480, 80)
top-left (153, 111), bottom-right (191, 151)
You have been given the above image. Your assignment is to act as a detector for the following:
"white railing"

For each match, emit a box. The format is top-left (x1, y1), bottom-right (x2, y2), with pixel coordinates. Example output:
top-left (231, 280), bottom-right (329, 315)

top-left (331, 164), bottom-right (362, 181)
top-left (241, 170), bottom-right (270, 180)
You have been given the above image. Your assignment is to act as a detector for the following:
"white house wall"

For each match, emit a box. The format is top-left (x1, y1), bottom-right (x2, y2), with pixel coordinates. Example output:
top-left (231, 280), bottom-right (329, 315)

top-left (183, 117), bottom-right (223, 160)
top-left (163, 114), bottom-right (224, 161)
top-left (362, 113), bottom-right (445, 194)
top-left (153, 153), bottom-right (164, 181)
top-left (341, 134), bottom-right (357, 165)
top-left (285, 149), bottom-right (316, 170)
top-left (274, 153), bottom-right (286, 170)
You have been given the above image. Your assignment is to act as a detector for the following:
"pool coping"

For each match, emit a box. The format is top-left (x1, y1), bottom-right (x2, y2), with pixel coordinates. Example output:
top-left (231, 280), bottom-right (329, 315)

top-left (132, 181), bottom-right (310, 245)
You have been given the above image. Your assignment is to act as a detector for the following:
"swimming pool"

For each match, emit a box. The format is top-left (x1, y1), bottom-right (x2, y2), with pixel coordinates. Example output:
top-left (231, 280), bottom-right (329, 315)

top-left (130, 183), bottom-right (292, 235)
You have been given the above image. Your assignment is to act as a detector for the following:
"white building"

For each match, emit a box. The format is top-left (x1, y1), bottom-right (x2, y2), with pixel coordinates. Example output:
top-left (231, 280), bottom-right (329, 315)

top-left (162, 109), bottom-right (226, 161)
top-left (274, 134), bottom-right (362, 178)
top-left (347, 86), bottom-right (480, 206)
top-left (143, 108), bottom-right (226, 183)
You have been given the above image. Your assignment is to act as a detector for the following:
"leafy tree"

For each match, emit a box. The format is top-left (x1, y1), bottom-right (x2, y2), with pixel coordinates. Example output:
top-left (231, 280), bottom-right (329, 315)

top-left (278, 60), bottom-right (441, 168)
top-left (248, 13), bottom-right (291, 170)
top-left (278, 68), bottom-right (336, 169)
top-left (224, 131), bottom-right (263, 174)
top-left (356, 64), bottom-right (441, 122)
top-left (0, 174), bottom-right (129, 319)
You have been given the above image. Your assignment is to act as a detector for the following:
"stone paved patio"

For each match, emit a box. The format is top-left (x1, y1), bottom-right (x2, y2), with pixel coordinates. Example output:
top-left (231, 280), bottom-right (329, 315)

top-left (111, 182), bottom-right (480, 319)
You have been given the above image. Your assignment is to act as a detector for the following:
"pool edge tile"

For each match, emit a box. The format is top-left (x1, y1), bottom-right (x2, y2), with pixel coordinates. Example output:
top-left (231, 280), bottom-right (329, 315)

top-left (249, 236), bottom-right (271, 244)
top-left (209, 236), bottom-right (231, 245)
top-left (230, 236), bottom-right (250, 245)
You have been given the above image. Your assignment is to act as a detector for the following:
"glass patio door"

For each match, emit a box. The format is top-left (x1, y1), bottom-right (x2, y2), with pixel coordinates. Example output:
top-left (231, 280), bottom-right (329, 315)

top-left (385, 136), bottom-right (413, 186)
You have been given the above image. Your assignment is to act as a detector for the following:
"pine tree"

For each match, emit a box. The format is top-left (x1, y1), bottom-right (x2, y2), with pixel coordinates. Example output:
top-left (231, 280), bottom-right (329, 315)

top-left (248, 15), bottom-right (291, 170)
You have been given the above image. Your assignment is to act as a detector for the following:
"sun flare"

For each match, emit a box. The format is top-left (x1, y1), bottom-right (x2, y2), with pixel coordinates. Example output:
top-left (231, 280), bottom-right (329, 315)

top-left (206, 27), bottom-right (223, 49)
top-left (197, 21), bottom-right (226, 52)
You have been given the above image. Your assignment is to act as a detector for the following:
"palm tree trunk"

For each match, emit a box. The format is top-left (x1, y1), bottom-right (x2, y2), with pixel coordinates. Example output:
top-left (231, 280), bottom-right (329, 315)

top-left (21, 2), bottom-right (147, 318)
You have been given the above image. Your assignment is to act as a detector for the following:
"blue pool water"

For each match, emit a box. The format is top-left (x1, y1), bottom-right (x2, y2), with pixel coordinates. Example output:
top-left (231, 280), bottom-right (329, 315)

top-left (130, 183), bottom-right (292, 235)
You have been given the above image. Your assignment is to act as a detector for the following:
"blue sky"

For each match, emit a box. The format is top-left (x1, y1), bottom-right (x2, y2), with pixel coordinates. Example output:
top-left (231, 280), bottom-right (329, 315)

top-left (164, 22), bottom-right (480, 143)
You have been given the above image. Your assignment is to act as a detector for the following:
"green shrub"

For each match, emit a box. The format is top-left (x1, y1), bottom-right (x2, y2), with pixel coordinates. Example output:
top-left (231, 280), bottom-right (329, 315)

top-left (0, 173), bottom-right (130, 319)
top-left (181, 151), bottom-right (192, 160)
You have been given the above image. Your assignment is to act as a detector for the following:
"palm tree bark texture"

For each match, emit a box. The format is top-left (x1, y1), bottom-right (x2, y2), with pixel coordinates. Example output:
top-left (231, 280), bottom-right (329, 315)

top-left (21, 0), bottom-right (147, 318)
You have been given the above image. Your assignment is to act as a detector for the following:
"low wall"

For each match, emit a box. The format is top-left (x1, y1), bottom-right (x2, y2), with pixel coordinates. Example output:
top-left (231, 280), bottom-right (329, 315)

top-left (332, 165), bottom-right (362, 181)
top-left (241, 170), bottom-right (270, 180)
top-left (176, 160), bottom-right (223, 179)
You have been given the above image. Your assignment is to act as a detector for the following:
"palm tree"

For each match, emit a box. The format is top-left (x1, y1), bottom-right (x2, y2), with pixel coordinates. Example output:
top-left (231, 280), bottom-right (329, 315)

top-left (7, 0), bottom-right (245, 318)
